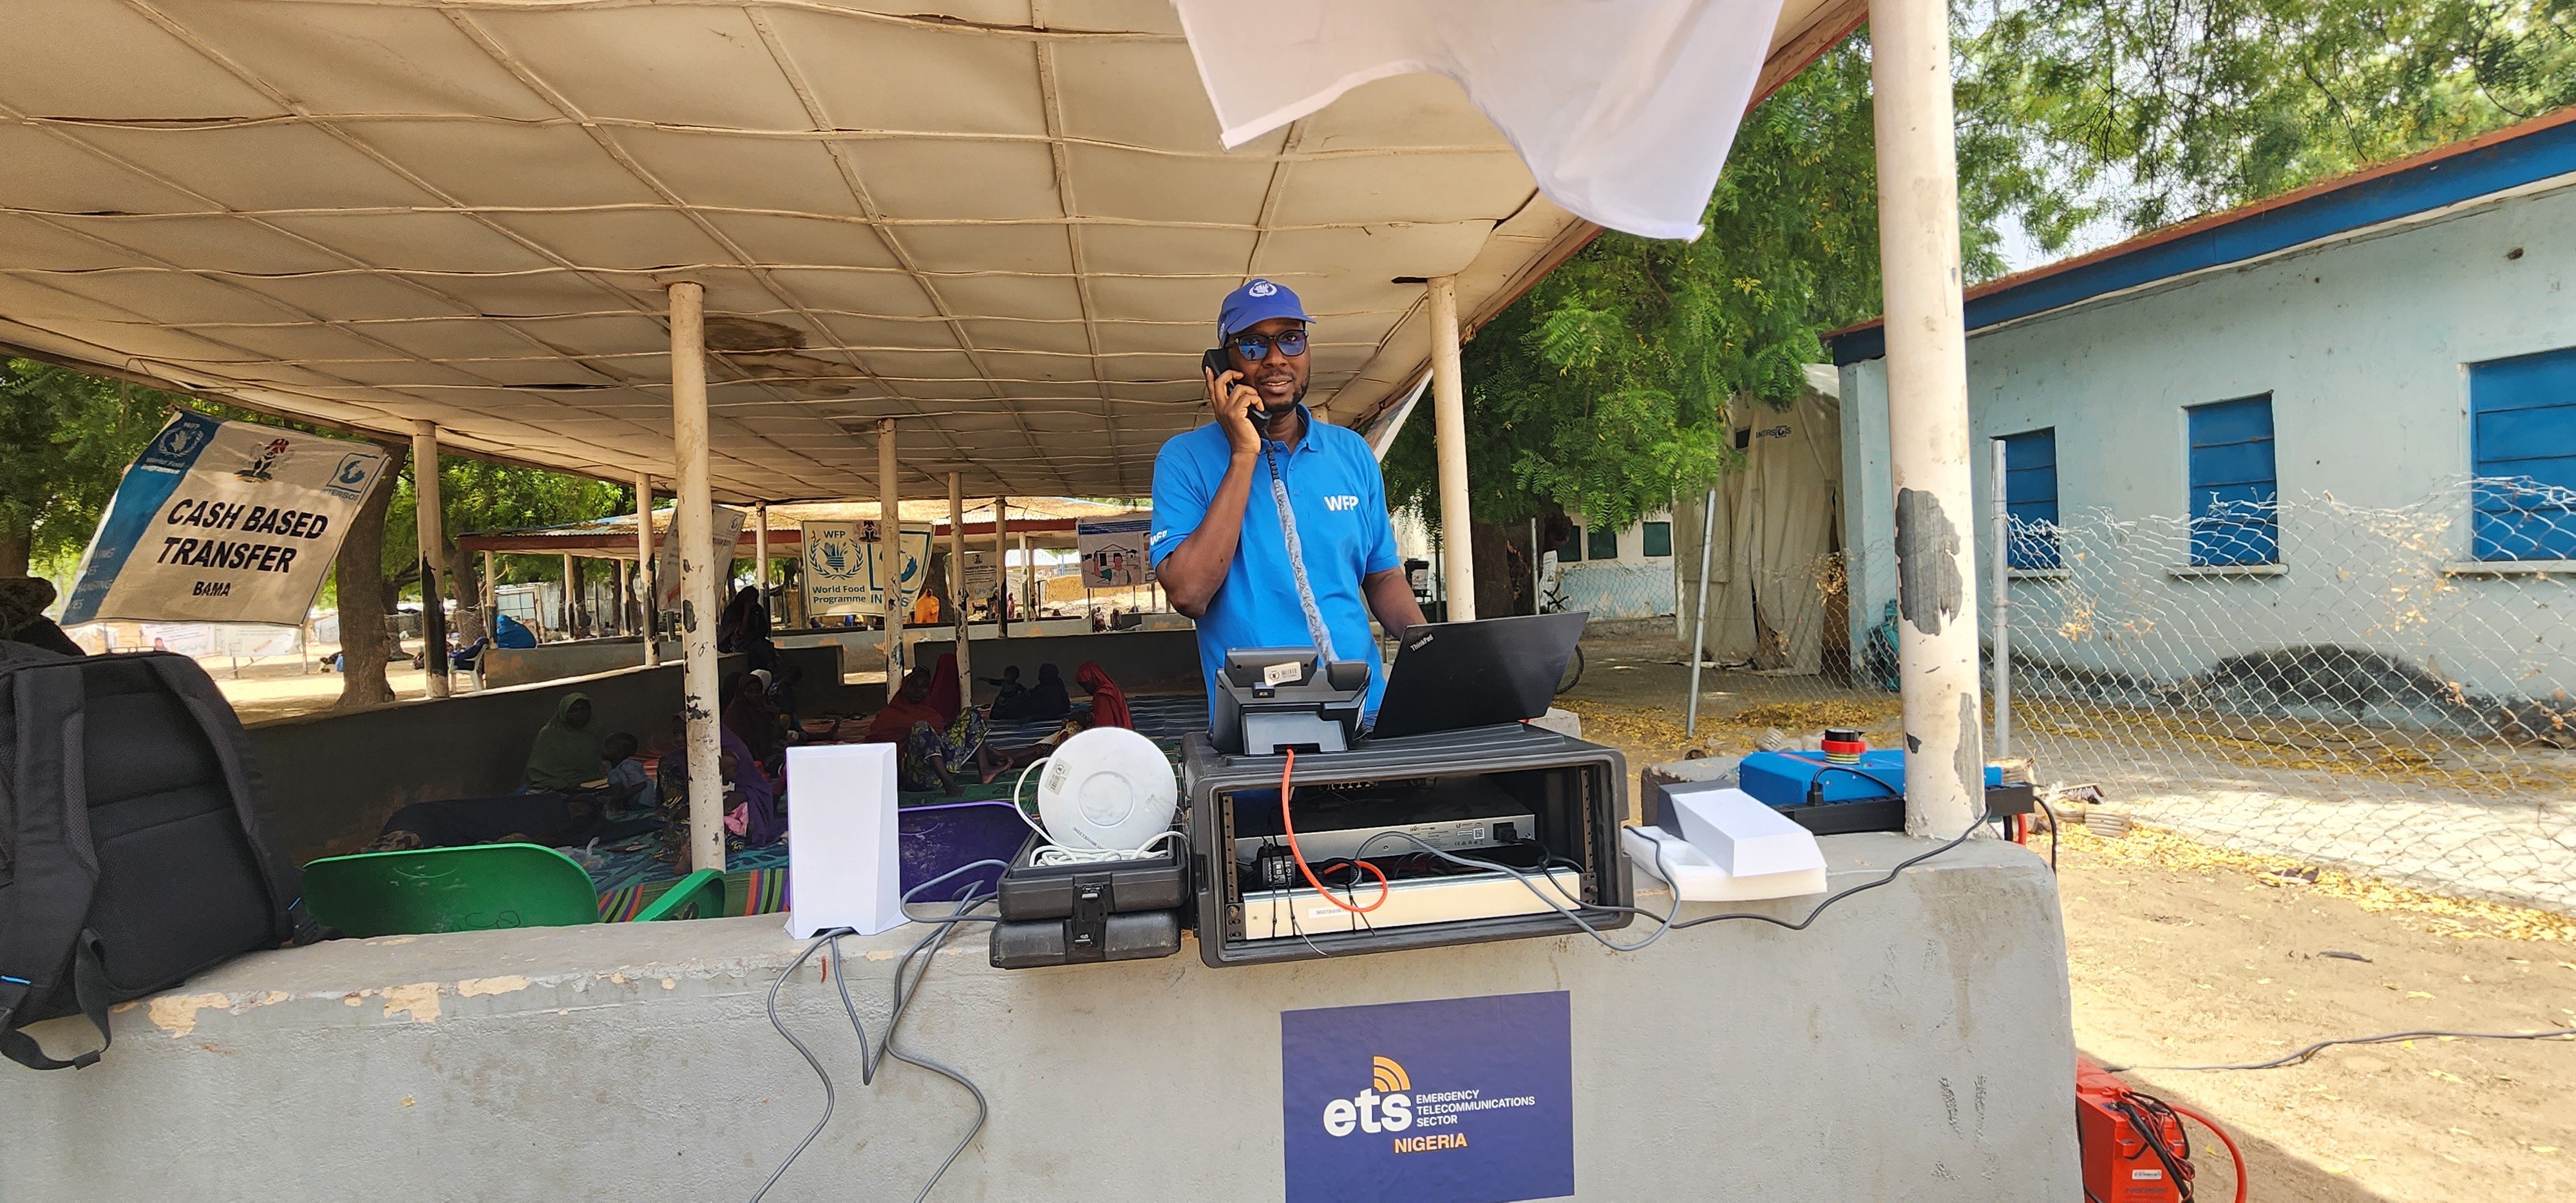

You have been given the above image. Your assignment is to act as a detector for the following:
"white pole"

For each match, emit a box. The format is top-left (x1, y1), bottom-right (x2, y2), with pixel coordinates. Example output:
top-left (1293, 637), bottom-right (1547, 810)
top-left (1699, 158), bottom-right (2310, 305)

top-left (1684, 486), bottom-right (1718, 738)
top-left (949, 473), bottom-right (972, 698)
top-left (753, 500), bottom-right (770, 621)
top-left (482, 548), bottom-right (497, 641)
top-left (1019, 533), bottom-right (1033, 623)
top-left (1428, 275), bottom-right (1476, 622)
top-left (1990, 437), bottom-right (2012, 759)
top-left (1874, 0), bottom-right (1985, 838)
top-left (409, 421), bottom-right (450, 699)
top-left (615, 559), bottom-right (629, 639)
top-left (879, 419), bottom-right (903, 687)
top-left (669, 281), bottom-right (725, 872)
top-left (634, 472), bottom-right (658, 667)
top-left (1529, 517), bottom-right (1541, 615)
top-left (994, 496), bottom-right (1011, 636)
top-left (560, 552), bottom-right (578, 639)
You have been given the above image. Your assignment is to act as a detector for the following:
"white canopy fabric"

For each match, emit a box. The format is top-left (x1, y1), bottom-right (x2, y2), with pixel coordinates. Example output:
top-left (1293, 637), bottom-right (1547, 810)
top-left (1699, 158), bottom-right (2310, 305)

top-left (1175, 0), bottom-right (1791, 241)
top-left (0, 0), bottom-right (1862, 502)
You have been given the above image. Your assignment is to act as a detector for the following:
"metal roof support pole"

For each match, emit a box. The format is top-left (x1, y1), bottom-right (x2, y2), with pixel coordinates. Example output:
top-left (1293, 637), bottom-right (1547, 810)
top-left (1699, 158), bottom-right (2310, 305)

top-left (994, 497), bottom-right (1011, 638)
top-left (753, 501), bottom-right (769, 620)
top-left (560, 553), bottom-right (578, 639)
top-left (669, 281), bottom-right (725, 872)
top-left (634, 473), bottom-right (658, 667)
top-left (1873, 0), bottom-right (1984, 839)
top-left (410, 421), bottom-right (451, 699)
top-left (1428, 276), bottom-right (1476, 622)
top-left (1019, 533), bottom-right (1033, 625)
top-left (879, 419), bottom-right (903, 688)
top-left (615, 559), bottom-right (629, 641)
top-left (948, 473), bottom-right (972, 697)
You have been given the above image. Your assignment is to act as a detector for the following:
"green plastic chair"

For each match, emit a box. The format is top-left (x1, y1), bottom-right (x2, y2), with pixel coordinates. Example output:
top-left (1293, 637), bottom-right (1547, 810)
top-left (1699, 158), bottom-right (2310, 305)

top-left (301, 843), bottom-right (724, 938)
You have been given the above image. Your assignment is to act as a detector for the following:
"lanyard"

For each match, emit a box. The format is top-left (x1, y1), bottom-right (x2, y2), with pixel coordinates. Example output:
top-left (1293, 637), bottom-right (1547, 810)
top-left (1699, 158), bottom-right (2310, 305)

top-left (1261, 436), bottom-right (1339, 663)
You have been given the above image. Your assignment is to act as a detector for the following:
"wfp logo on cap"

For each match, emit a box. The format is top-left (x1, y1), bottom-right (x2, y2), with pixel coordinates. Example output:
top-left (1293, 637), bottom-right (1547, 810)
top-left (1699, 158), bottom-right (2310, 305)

top-left (1247, 279), bottom-right (1279, 298)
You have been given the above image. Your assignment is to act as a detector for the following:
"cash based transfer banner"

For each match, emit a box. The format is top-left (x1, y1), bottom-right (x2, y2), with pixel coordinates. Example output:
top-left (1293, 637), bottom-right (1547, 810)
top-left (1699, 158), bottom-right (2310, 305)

top-left (1280, 990), bottom-right (1575, 1203)
top-left (64, 413), bottom-right (391, 627)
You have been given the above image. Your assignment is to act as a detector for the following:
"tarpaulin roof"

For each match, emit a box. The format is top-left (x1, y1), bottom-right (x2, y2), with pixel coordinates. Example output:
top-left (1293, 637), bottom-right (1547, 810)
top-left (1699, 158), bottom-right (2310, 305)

top-left (1, 0), bottom-right (1863, 503)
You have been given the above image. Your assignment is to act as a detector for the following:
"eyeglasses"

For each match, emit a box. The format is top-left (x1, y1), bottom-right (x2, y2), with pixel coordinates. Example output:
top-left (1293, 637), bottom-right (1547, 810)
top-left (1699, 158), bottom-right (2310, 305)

top-left (1231, 328), bottom-right (1309, 361)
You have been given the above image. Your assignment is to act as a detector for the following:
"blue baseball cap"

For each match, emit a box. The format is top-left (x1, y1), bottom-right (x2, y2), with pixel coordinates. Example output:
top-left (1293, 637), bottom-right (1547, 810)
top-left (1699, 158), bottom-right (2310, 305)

top-left (1218, 278), bottom-right (1311, 338)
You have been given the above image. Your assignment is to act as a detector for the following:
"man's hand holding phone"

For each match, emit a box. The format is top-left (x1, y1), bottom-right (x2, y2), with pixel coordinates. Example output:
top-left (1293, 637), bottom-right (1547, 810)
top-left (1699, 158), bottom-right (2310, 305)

top-left (1204, 356), bottom-right (1263, 460)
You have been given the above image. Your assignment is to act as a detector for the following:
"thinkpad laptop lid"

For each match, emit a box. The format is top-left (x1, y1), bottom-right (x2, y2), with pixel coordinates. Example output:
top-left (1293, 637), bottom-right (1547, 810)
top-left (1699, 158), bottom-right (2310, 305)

top-left (1366, 611), bottom-right (1587, 741)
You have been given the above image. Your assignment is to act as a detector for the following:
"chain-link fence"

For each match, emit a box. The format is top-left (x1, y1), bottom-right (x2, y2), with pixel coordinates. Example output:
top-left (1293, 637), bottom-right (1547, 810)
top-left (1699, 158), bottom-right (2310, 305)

top-left (2000, 480), bottom-right (2576, 913)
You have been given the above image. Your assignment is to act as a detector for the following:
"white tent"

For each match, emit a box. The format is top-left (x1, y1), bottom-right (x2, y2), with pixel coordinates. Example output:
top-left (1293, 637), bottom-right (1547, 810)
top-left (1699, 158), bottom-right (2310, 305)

top-left (1679, 366), bottom-right (1844, 674)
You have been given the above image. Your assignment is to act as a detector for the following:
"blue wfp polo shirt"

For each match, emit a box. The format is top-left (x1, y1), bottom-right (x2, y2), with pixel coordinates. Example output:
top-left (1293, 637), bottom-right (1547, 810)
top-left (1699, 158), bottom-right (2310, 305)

top-left (1149, 404), bottom-right (1402, 719)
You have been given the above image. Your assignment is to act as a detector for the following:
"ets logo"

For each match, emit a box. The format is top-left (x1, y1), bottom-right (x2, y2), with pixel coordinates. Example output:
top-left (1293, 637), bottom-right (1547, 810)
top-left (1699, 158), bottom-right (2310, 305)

top-left (1281, 992), bottom-right (1572, 1203)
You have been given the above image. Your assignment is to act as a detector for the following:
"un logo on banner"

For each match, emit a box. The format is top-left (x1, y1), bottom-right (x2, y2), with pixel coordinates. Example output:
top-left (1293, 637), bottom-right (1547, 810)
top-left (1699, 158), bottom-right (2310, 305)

top-left (155, 422), bottom-right (206, 459)
top-left (1282, 992), bottom-right (1574, 1203)
top-left (325, 452), bottom-right (375, 499)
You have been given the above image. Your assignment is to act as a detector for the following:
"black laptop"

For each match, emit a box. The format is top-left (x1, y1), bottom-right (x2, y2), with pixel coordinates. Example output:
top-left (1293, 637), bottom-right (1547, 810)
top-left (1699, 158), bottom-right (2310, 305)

top-left (1366, 611), bottom-right (1587, 741)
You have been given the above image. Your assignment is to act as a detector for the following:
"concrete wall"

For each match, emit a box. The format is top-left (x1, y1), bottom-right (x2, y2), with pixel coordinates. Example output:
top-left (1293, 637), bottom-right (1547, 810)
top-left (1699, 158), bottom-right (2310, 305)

top-left (246, 660), bottom-right (731, 862)
top-left (479, 636), bottom-right (657, 688)
top-left (1842, 182), bottom-right (2576, 692)
top-left (3, 835), bottom-right (2076, 1200)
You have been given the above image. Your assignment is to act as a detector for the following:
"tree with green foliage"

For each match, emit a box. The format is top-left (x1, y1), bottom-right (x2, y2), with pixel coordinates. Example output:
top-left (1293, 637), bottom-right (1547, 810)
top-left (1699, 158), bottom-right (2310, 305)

top-left (1966, 0), bottom-right (2576, 246)
top-left (0, 360), bottom-right (175, 578)
top-left (1390, 5), bottom-right (2571, 548)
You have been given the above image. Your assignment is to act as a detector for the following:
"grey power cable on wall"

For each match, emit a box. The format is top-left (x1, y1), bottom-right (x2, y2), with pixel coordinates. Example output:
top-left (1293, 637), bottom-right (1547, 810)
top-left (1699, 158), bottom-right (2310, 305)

top-left (750, 860), bottom-right (1010, 1203)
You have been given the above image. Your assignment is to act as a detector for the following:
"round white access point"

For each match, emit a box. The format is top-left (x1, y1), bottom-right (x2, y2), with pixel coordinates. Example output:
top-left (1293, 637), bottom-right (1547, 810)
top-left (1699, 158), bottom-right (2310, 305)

top-left (1036, 726), bottom-right (1177, 851)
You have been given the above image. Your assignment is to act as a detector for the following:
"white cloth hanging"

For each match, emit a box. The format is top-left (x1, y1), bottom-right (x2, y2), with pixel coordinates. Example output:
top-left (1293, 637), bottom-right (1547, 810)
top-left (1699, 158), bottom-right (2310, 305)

top-left (1171, 0), bottom-right (1790, 242)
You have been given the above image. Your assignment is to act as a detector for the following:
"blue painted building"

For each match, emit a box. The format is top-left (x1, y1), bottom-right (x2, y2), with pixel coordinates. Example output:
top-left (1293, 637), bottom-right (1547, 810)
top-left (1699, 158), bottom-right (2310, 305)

top-left (1829, 110), bottom-right (2576, 714)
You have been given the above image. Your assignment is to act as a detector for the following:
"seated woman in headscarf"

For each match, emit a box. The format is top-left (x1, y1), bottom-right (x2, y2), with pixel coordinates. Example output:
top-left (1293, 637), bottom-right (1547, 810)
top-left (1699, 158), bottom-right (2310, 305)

top-left (0, 578), bottom-right (83, 658)
top-left (653, 721), bottom-right (782, 867)
top-left (723, 670), bottom-right (788, 769)
top-left (1075, 661), bottom-right (1131, 730)
top-left (717, 586), bottom-right (778, 674)
top-left (866, 663), bottom-right (998, 795)
top-left (522, 693), bottom-right (606, 791)
top-left (989, 662), bottom-right (1070, 721)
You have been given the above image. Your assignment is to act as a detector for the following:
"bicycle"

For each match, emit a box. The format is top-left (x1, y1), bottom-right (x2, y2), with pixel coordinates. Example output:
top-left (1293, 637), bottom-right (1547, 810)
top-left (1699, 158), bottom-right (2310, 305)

top-left (1538, 580), bottom-right (1585, 696)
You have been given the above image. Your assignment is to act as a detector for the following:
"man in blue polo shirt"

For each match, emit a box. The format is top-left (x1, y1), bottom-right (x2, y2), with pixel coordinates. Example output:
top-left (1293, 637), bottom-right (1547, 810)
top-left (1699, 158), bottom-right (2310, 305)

top-left (1150, 279), bottom-right (1426, 719)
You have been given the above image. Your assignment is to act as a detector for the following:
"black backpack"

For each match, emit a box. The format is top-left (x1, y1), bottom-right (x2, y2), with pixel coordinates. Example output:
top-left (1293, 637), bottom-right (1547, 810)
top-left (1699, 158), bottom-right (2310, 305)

top-left (0, 644), bottom-right (319, 1070)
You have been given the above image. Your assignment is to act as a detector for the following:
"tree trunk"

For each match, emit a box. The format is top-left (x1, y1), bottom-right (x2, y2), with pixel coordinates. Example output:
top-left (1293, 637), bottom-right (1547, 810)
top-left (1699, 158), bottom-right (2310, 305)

top-left (0, 525), bottom-right (29, 580)
top-left (334, 443), bottom-right (407, 710)
top-left (444, 539), bottom-right (485, 644)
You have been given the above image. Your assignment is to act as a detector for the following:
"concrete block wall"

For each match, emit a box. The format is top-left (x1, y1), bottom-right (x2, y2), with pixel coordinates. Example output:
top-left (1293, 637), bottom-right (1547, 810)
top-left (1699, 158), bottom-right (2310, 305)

top-left (4, 835), bottom-right (2077, 1200)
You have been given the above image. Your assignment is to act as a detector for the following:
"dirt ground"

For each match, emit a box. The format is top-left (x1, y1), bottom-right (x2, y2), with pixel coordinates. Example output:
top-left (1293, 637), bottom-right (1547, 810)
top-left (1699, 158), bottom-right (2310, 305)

top-left (1558, 628), bottom-right (2576, 1201)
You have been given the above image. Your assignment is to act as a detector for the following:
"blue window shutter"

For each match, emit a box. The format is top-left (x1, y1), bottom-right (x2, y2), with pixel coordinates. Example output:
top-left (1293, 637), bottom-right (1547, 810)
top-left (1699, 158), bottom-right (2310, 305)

top-left (1587, 525), bottom-right (1620, 561)
top-left (2186, 395), bottom-right (2278, 566)
top-left (2470, 345), bottom-right (2576, 561)
top-left (1559, 527), bottom-right (1583, 562)
top-left (2000, 428), bottom-right (2060, 569)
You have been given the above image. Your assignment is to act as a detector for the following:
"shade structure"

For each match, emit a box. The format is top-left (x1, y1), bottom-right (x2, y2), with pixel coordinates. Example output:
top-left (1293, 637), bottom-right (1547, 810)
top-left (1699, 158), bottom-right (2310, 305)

top-left (0, 0), bottom-right (1863, 498)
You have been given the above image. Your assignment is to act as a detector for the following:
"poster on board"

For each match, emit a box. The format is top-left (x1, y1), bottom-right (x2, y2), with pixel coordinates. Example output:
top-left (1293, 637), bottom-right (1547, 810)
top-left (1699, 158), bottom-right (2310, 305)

top-left (1075, 513), bottom-right (1153, 589)
top-left (1279, 991), bottom-right (1575, 1203)
top-left (651, 504), bottom-right (748, 614)
top-left (800, 520), bottom-right (933, 616)
top-left (61, 413), bottom-right (392, 627)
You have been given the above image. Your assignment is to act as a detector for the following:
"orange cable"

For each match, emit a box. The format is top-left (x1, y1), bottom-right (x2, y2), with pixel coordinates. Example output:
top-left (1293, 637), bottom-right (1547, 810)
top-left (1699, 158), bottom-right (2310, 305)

top-left (2164, 1100), bottom-right (2249, 1203)
top-left (1279, 748), bottom-right (1389, 914)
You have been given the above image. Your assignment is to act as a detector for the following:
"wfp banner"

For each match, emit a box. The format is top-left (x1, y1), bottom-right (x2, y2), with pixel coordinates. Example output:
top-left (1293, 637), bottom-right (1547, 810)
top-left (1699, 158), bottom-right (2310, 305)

top-left (652, 505), bottom-right (748, 614)
top-left (800, 520), bottom-right (933, 616)
top-left (1075, 513), bottom-right (1153, 589)
top-left (62, 413), bottom-right (391, 627)
top-left (1280, 991), bottom-right (1575, 1203)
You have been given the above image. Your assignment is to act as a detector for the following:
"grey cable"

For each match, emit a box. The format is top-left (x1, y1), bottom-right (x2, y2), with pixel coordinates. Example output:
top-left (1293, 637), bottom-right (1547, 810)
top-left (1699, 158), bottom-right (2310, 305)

top-left (2102, 1027), bottom-right (2576, 1074)
top-left (748, 862), bottom-right (1010, 1202)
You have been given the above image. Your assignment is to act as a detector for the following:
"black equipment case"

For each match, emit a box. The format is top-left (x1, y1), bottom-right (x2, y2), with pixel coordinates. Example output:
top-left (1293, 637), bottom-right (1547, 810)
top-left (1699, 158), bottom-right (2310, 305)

top-left (1183, 722), bottom-right (1630, 967)
top-left (0, 646), bottom-right (317, 1071)
top-left (987, 831), bottom-right (1188, 969)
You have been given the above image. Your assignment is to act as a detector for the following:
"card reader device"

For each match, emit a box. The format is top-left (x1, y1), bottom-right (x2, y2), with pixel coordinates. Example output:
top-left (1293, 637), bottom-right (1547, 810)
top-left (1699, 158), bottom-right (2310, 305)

top-left (1210, 647), bottom-right (1369, 754)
